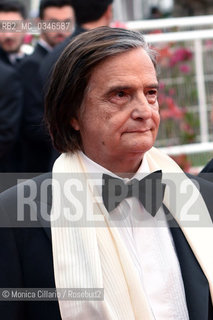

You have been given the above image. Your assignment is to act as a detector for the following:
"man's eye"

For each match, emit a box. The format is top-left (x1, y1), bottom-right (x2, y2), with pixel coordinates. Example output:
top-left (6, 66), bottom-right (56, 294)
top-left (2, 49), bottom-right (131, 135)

top-left (148, 90), bottom-right (157, 95)
top-left (116, 91), bottom-right (126, 98)
top-left (108, 90), bottom-right (129, 104)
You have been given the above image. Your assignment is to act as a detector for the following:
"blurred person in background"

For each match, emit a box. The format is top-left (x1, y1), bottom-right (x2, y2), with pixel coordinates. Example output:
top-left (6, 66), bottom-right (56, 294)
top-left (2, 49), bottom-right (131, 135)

top-left (19, 0), bottom-right (75, 173)
top-left (37, 0), bottom-right (75, 51)
top-left (0, 0), bottom-right (27, 66)
top-left (40, 0), bottom-right (113, 85)
top-left (0, 60), bottom-right (22, 172)
top-left (0, 1), bottom-right (25, 173)
top-left (21, 0), bottom-right (114, 173)
top-left (19, 0), bottom-right (75, 72)
top-left (149, 6), bottom-right (162, 19)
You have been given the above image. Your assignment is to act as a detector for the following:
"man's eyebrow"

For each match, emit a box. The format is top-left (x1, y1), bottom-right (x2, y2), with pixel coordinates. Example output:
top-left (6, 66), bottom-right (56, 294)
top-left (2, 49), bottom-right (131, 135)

top-left (106, 85), bottom-right (132, 93)
top-left (109, 83), bottom-right (159, 89)
top-left (146, 83), bottom-right (159, 89)
top-left (104, 83), bottom-right (159, 96)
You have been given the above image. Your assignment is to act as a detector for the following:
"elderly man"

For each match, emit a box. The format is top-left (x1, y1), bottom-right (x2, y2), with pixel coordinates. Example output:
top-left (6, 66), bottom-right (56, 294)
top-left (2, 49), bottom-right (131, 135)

top-left (0, 27), bottom-right (212, 320)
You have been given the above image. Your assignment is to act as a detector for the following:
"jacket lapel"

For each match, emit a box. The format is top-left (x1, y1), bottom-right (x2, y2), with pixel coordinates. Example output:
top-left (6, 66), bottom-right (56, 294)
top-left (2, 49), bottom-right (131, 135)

top-left (164, 205), bottom-right (211, 320)
top-left (36, 199), bottom-right (52, 241)
top-left (35, 173), bottom-right (52, 242)
top-left (146, 147), bottom-right (213, 303)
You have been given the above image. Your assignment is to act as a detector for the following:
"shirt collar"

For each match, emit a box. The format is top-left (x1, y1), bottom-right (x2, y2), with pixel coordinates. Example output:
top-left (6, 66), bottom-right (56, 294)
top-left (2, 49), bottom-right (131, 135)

top-left (8, 52), bottom-right (25, 64)
top-left (79, 151), bottom-right (151, 196)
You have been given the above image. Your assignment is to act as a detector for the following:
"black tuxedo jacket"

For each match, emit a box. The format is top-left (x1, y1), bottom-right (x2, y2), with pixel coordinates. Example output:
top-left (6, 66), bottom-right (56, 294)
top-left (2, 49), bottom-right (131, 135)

top-left (0, 47), bottom-right (27, 172)
top-left (0, 61), bottom-right (23, 172)
top-left (0, 47), bottom-right (12, 65)
top-left (0, 47), bottom-right (26, 67)
top-left (17, 27), bottom-right (87, 173)
top-left (0, 173), bottom-right (212, 319)
top-left (17, 43), bottom-right (53, 172)
top-left (199, 159), bottom-right (213, 182)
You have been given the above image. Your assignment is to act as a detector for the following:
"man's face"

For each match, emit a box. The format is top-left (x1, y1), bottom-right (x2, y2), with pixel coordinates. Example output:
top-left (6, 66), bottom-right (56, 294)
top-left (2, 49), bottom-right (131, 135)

top-left (71, 48), bottom-right (160, 172)
top-left (0, 12), bottom-right (25, 53)
top-left (41, 6), bottom-right (74, 47)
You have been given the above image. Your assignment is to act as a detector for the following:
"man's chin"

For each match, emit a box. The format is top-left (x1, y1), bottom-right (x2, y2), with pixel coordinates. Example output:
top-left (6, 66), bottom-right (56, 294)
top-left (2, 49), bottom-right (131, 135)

top-left (121, 147), bottom-right (152, 159)
top-left (122, 139), bottom-right (154, 154)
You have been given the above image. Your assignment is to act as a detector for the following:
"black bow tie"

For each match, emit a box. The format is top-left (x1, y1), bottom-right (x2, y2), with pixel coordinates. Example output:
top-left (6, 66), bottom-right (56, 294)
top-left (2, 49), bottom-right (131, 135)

top-left (102, 170), bottom-right (165, 216)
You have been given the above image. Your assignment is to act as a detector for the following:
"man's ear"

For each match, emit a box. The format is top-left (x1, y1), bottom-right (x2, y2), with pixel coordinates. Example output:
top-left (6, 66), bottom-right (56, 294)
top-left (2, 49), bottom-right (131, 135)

top-left (70, 118), bottom-right (80, 131)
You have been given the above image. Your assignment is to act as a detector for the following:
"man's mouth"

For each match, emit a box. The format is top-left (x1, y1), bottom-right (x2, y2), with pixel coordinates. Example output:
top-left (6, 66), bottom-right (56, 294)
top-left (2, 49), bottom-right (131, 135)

top-left (124, 128), bottom-right (151, 133)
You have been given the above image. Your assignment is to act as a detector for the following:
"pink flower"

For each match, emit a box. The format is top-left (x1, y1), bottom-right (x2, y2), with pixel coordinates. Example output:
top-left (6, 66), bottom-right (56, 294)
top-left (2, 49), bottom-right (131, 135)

top-left (170, 48), bottom-right (193, 66)
top-left (159, 82), bottom-right (165, 90)
top-left (160, 96), bottom-right (183, 119)
top-left (23, 34), bottom-right (33, 44)
top-left (158, 92), bottom-right (166, 106)
top-left (160, 109), bottom-right (173, 119)
top-left (205, 40), bottom-right (213, 49)
top-left (179, 64), bottom-right (191, 74)
top-left (166, 97), bottom-right (183, 118)
top-left (181, 123), bottom-right (194, 134)
top-left (168, 88), bottom-right (176, 96)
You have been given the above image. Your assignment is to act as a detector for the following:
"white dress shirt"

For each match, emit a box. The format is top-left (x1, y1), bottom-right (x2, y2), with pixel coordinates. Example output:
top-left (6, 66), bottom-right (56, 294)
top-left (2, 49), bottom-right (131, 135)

top-left (9, 52), bottom-right (26, 64)
top-left (80, 151), bottom-right (189, 320)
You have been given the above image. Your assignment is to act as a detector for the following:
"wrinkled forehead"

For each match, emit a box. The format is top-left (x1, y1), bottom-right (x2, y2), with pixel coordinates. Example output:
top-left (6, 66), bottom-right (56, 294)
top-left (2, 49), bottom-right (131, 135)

top-left (87, 47), bottom-right (156, 81)
top-left (81, 47), bottom-right (157, 103)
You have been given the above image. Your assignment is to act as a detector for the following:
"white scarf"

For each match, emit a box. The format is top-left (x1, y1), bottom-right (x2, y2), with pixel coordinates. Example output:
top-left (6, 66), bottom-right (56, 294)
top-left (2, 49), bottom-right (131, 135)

top-left (51, 147), bottom-right (213, 319)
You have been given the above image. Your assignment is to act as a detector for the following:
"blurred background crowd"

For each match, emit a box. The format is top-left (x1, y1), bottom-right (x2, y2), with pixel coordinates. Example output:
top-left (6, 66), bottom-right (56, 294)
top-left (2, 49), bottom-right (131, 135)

top-left (1, 0), bottom-right (213, 174)
top-left (0, 0), bottom-right (115, 173)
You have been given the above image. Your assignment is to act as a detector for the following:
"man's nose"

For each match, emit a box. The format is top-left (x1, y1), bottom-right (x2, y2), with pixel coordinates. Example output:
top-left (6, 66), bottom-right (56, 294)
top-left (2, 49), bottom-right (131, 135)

top-left (131, 94), bottom-right (152, 120)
